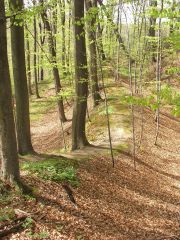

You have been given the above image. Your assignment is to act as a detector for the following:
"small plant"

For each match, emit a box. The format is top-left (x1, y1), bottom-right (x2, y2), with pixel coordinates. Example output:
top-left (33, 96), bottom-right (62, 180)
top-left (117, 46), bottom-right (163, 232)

top-left (22, 217), bottom-right (34, 229)
top-left (27, 231), bottom-right (49, 239)
top-left (21, 158), bottom-right (79, 187)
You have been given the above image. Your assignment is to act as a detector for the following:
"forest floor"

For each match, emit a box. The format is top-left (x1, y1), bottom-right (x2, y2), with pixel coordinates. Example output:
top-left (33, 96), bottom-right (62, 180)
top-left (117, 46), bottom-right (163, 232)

top-left (0, 78), bottom-right (180, 240)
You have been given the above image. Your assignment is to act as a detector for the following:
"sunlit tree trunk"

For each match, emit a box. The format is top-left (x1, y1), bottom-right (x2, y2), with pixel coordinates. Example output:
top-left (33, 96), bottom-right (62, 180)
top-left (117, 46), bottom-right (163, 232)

top-left (0, 0), bottom-right (20, 183)
top-left (85, 0), bottom-right (101, 107)
top-left (59, 0), bottom-right (66, 74)
top-left (39, 20), bottom-right (45, 81)
top-left (25, 26), bottom-right (33, 95)
top-left (33, 0), bottom-right (40, 98)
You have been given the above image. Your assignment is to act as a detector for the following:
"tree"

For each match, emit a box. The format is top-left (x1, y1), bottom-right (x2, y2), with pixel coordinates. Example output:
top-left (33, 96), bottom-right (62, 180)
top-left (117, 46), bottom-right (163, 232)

top-left (40, 0), bottom-right (67, 122)
top-left (59, 0), bottom-right (66, 74)
top-left (169, 0), bottom-right (176, 35)
top-left (33, 0), bottom-right (40, 98)
top-left (0, 0), bottom-right (20, 183)
top-left (39, 20), bottom-right (46, 81)
top-left (97, 0), bottom-right (133, 62)
top-left (9, 0), bottom-right (34, 155)
top-left (85, 0), bottom-right (102, 107)
top-left (25, 26), bottom-right (33, 95)
top-left (148, 0), bottom-right (157, 62)
top-left (72, 0), bottom-right (89, 150)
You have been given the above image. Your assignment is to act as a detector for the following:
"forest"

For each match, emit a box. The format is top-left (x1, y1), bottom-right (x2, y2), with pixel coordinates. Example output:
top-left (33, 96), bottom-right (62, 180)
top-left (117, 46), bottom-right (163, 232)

top-left (0, 0), bottom-right (180, 239)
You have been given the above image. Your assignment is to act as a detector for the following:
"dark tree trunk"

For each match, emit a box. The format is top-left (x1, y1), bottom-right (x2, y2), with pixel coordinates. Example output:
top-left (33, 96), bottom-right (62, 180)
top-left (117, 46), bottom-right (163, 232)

top-left (85, 0), bottom-right (101, 107)
top-left (40, 0), bottom-right (67, 122)
top-left (0, 0), bottom-right (20, 183)
top-left (72, 0), bottom-right (89, 150)
top-left (9, 0), bottom-right (34, 155)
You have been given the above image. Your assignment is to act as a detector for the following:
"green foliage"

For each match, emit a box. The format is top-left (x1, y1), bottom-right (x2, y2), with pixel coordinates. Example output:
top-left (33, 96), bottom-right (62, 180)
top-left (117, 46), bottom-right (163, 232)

top-left (120, 84), bottom-right (180, 117)
top-left (166, 66), bottom-right (180, 75)
top-left (22, 217), bottom-right (34, 229)
top-left (168, 33), bottom-right (180, 50)
top-left (27, 230), bottom-right (49, 239)
top-left (21, 158), bottom-right (79, 187)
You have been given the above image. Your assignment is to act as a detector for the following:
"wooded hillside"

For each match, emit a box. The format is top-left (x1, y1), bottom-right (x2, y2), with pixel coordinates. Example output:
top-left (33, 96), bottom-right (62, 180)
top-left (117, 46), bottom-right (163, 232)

top-left (0, 0), bottom-right (180, 239)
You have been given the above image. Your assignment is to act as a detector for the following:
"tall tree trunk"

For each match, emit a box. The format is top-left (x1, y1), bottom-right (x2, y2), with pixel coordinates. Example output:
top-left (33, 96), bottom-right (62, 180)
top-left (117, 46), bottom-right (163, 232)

top-left (9, 0), bottom-right (34, 155)
top-left (0, 0), bottom-right (20, 183)
top-left (59, 0), bottom-right (66, 74)
top-left (72, 0), bottom-right (89, 150)
top-left (40, 0), bottom-right (67, 122)
top-left (25, 26), bottom-right (33, 95)
top-left (39, 21), bottom-right (45, 81)
top-left (66, 1), bottom-right (72, 75)
top-left (33, 0), bottom-right (40, 98)
top-left (85, 0), bottom-right (101, 107)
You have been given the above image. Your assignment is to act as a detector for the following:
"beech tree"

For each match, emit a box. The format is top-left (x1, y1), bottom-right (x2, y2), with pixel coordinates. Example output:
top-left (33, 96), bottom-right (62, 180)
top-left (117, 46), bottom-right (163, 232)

top-left (9, 0), bottom-right (34, 155)
top-left (72, 0), bottom-right (89, 150)
top-left (33, 0), bottom-right (40, 98)
top-left (40, 0), bottom-right (67, 122)
top-left (59, 0), bottom-right (66, 73)
top-left (86, 0), bottom-right (102, 107)
top-left (0, 0), bottom-right (20, 183)
top-left (25, 26), bottom-right (33, 95)
top-left (39, 20), bottom-right (45, 81)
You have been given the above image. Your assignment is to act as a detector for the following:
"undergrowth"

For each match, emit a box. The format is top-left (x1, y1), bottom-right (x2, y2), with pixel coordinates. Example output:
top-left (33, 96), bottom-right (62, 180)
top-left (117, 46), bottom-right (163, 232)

top-left (21, 158), bottom-right (79, 187)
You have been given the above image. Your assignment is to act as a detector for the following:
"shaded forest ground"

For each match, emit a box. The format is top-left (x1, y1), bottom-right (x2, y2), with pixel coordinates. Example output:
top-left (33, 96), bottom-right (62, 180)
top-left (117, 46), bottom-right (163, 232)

top-left (0, 76), bottom-right (180, 239)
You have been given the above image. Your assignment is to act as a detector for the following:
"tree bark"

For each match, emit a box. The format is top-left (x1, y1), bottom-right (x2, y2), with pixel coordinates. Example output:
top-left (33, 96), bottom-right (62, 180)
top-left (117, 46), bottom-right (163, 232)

top-left (33, 0), bottom-right (40, 98)
top-left (25, 26), bottom-right (33, 95)
top-left (59, 0), bottom-right (66, 74)
top-left (39, 20), bottom-right (45, 81)
top-left (9, 0), bottom-right (34, 155)
top-left (85, 0), bottom-right (102, 107)
top-left (0, 0), bottom-right (20, 183)
top-left (72, 0), bottom-right (89, 150)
